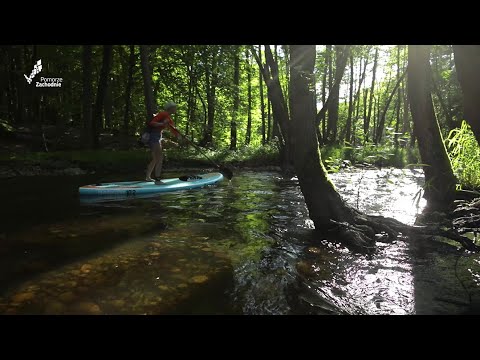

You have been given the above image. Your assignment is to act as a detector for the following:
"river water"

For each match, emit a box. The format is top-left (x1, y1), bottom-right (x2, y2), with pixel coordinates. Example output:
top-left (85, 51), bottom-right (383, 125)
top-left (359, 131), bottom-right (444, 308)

top-left (0, 168), bottom-right (479, 314)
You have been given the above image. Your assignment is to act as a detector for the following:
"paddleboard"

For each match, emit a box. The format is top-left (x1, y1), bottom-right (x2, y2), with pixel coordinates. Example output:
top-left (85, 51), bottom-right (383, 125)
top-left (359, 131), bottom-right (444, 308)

top-left (79, 172), bottom-right (224, 197)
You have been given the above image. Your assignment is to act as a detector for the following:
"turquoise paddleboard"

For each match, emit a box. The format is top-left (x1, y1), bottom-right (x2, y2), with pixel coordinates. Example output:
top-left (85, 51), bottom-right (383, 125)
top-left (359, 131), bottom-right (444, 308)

top-left (79, 172), bottom-right (224, 197)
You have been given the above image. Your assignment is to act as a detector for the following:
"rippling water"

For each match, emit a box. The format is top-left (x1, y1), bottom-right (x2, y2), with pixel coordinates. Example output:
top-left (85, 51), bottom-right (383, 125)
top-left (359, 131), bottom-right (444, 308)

top-left (0, 168), bottom-right (478, 314)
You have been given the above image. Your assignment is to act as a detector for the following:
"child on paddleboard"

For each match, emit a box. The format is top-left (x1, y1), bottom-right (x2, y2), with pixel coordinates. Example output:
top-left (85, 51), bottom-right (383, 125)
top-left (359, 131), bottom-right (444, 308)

top-left (145, 101), bottom-right (183, 183)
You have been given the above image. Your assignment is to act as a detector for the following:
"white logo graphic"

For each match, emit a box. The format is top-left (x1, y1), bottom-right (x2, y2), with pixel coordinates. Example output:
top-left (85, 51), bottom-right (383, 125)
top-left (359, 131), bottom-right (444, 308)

top-left (24, 59), bottom-right (42, 84)
top-left (24, 59), bottom-right (63, 88)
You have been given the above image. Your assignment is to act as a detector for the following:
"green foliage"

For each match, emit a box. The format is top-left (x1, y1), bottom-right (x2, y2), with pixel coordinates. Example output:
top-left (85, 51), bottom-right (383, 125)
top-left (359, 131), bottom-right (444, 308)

top-left (445, 120), bottom-right (480, 189)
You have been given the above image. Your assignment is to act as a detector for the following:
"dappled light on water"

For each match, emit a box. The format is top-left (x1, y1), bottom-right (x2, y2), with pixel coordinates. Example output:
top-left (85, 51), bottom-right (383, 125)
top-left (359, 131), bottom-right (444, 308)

top-left (330, 168), bottom-right (427, 225)
top-left (0, 169), bottom-right (478, 314)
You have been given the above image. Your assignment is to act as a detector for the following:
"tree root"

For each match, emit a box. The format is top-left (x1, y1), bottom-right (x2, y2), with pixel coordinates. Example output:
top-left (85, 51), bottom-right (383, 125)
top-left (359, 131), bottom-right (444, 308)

top-left (324, 206), bottom-right (480, 254)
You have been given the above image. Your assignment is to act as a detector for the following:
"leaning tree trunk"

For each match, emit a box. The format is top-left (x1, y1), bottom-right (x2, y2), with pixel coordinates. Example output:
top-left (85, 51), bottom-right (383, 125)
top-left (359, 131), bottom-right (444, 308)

top-left (230, 45), bottom-right (240, 150)
top-left (82, 45), bottom-right (93, 147)
top-left (123, 44), bottom-right (135, 134)
top-left (345, 54), bottom-right (354, 144)
top-left (251, 45), bottom-right (292, 170)
top-left (452, 45), bottom-right (480, 145)
top-left (140, 45), bottom-right (156, 124)
top-left (93, 45), bottom-right (113, 149)
top-left (290, 45), bottom-right (352, 225)
top-left (375, 71), bottom-right (406, 144)
top-left (408, 45), bottom-right (457, 209)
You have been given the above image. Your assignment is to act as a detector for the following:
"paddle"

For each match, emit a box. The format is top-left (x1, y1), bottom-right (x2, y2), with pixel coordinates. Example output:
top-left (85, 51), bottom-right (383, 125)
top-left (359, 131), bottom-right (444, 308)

top-left (176, 130), bottom-right (234, 180)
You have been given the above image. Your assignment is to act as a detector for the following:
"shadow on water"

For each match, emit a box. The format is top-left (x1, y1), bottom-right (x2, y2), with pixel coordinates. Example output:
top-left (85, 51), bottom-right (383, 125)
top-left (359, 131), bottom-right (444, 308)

top-left (1, 168), bottom-right (480, 314)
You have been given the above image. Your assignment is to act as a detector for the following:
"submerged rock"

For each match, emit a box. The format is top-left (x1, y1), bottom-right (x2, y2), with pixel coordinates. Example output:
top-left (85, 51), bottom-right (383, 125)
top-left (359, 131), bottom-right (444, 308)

top-left (73, 302), bottom-right (102, 315)
top-left (44, 301), bottom-right (66, 314)
top-left (190, 275), bottom-right (208, 284)
top-left (11, 292), bottom-right (35, 303)
top-left (59, 292), bottom-right (76, 303)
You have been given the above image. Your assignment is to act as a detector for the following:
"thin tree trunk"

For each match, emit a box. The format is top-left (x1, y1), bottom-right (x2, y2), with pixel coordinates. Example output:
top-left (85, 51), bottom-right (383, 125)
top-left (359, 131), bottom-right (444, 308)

top-left (267, 99), bottom-right (272, 142)
top-left (353, 81), bottom-right (361, 146)
top-left (15, 47), bottom-right (24, 125)
top-left (140, 45), bottom-right (156, 123)
top-left (196, 84), bottom-right (207, 134)
top-left (230, 45), bottom-right (240, 150)
top-left (316, 45), bottom-right (350, 135)
top-left (82, 45), bottom-right (93, 146)
top-left (408, 45), bottom-right (456, 208)
top-left (246, 48), bottom-right (252, 145)
top-left (203, 47), bottom-right (218, 146)
top-left (365, 47), bottom-right (378, 142)
top-left (394, 88), bottom-right (402, 146)
top-left (345, 54), bottom-right (355, 144)
top-left (93, 45), bottom-right (113, 148)
top-left (104, 75), bottom-right (113, 130)
top-left (259, 45), bottom-right (266, 145)
top-left (123, 44), bottom-right (135, 134)
top-left (375, 71), bottom-right (406, 144)
top-left (394, 45), bottom-right (402, 146)
top-left (372, 96), bottom-right (377, 141)
top-left (186, 64), bottom-right (197, 138)
top-left (320, 48), bottom-right (327, 143)
top-left (353, 53), bottom-right (369, 146)
top-left (30, 45), bottom-right (41, 130)
top-left (252, 45), bottom-right (292, 169)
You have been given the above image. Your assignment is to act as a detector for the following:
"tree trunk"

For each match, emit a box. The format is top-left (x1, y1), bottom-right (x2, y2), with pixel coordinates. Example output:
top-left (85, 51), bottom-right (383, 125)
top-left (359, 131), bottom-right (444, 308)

top-left (289, 44), bottom-right (355, 229)
top-left (15, 47), bottom-right (24, 125)
top-left (252, 45), bottom-right (292, 169)
top-left (82, 45), bottom-right (93, 146)
top-left (365, 47), bottom-right (378, 142)
top-left (452, 45), bottom-right (480, 145)
top-left (230, 45), bottom-right (240, 150)
top-left (326, 45), bottom-right (342, 144)
top-left (246, 48), bottom-right (252, 145)
top-left (372, 96), bottom-right (377, 141)
top-left (123, 45), bottom-right (135, 135)
top-left (186, 64), bottom-right (197, 137)
top-left (93, 45), bottom-right (113, 148)
top-left (320, 48), bottom-right (328, 144)
top-left (259, 45), bottom-right (266, 145)
top-left (316, 45), bottom-right (350, 137)
top-left (196, 84), bottom-right (207, 135)
top-left (345, 54), bottom-right (354, 144)
top-left (104, 74), bottom-right (113, 130)
top-left (394, 46), bottom-right (402, 146)
top-left (408, 45), bottom-right (456, 208)
top-left (267, 99), bottom-right (272, 142)
top-left (140, 45), bottom-right (156, 123)
top-left (353, 54), bottom-right (369, 146)
top-left (202, 47), bottom-right (219, 147)
top-left (394, 87), bottom-right (402, 146)
top-left (29, 45), bottom-right (41, 130)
